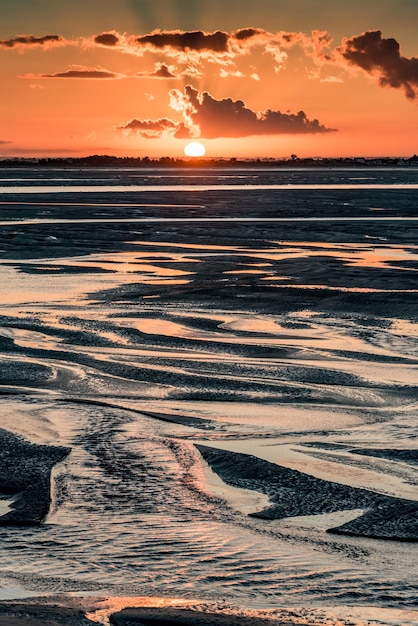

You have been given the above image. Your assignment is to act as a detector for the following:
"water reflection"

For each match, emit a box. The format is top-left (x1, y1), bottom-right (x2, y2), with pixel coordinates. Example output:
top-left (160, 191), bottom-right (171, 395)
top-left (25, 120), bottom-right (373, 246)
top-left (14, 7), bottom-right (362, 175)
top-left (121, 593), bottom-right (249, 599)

top-left (1, 183), bottom-right (418, 193)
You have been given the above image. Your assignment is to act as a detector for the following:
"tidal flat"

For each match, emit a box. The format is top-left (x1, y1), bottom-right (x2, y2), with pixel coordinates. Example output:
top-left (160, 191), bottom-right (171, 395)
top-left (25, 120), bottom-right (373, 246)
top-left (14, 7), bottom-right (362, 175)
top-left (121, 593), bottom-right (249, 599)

top-left (0, 166), bottom-right (417, 625)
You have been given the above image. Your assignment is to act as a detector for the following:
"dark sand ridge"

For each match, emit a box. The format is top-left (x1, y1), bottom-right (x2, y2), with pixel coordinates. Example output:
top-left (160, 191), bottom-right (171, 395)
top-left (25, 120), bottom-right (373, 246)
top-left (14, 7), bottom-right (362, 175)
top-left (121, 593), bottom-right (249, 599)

top-left (0, 603), bottom-right (93, 626)
top-left (352, 448), bottom-right (418, 464)
top-left (0, 429), bottom-right (70, 525)
top-left (196, 445), bottom-right (418, 541)
top-left (109, 607), bottom-right (293, 625)
top-left (0, 599), bottom-right (297, 626)
top-left (302, 441), bottom-right (418, 465)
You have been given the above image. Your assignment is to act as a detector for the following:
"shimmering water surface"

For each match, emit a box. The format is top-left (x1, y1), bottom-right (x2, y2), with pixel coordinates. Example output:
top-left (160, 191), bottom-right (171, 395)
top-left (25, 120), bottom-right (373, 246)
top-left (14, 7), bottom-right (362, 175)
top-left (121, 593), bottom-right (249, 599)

top-left (0, 166), bottom-right (417, 625)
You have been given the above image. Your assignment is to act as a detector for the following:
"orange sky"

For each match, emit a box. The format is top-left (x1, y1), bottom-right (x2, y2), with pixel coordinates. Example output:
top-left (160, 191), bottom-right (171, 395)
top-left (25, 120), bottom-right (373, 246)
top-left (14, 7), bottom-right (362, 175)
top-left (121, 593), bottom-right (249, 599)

top-left (1, 0), bottom-right (417, 159)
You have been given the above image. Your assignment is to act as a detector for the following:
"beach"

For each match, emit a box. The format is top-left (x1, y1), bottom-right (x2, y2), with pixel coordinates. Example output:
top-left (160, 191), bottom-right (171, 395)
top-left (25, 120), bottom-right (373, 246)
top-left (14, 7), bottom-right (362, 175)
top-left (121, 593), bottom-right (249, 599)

top-left (0, 166), bottom-right (417, 625)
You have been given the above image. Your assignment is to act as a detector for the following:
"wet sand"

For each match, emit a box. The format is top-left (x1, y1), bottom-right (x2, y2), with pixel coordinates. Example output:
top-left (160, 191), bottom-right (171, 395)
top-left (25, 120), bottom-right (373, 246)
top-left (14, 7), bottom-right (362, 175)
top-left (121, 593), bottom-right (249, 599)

top-left (0, 602), bottom-right (92, 625)
top-left (1, 594), bottom-right (416, 626)
top-left (197, 445), bottom-right (418, 541)
top-left (0, 167), bottom-right (417, 625)
top-left (0, 598), bottom-right (311, 626)
top-left (108, 607), bottom-right (291, 625)
top-left (0, 429), bottom-right (70, 525)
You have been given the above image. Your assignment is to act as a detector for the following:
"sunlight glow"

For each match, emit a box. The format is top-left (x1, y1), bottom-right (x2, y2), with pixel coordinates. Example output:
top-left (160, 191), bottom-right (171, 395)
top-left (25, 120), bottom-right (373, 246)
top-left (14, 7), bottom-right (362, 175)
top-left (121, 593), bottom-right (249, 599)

top-left (184, 142), bottom-right (206, 157)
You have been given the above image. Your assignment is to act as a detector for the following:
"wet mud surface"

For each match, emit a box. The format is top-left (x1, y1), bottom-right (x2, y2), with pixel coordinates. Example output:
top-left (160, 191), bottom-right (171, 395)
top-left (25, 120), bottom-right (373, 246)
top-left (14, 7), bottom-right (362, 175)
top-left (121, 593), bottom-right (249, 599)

top-left (0, 430), bottom-right (70, 525)
top-left (197, 445), bottom-right (418, 541)
top-left (0, 167), bottom-right (417, 624)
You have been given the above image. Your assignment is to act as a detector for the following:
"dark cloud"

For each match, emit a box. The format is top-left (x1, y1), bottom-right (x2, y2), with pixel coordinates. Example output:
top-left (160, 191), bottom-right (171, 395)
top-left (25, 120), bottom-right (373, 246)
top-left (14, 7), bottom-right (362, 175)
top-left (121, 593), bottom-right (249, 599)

top-left (233, 28), bottom-right (266, 41)
top-left (88, 27), bottom-right (333, 70)
top-left (0, 34), bottom-right (65, 48)
top-left (136, 30), bottom-right (229, 53)
top-left (338, 30), bottom-right (418, 100)
top-left (90, 28), bottom-right (286, 60)
top-left (152, 64), bottom-right (178, 78)
top-left (174, 86), bottom-right (335, 138)
top-left (119, 118), bottom-right (180, 139)
top-left (30, 69), bottom-right (122, 79)
top-left (94, 32), bottom-right (120, 46)
top-left (138, 63), bottom-right (178, 79)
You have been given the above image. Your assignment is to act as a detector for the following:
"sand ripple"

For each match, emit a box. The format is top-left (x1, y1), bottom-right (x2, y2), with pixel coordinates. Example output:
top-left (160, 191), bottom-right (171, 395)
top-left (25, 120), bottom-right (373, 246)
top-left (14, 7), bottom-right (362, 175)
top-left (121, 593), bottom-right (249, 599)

top-left (0, 166), bottom-right (417, 621)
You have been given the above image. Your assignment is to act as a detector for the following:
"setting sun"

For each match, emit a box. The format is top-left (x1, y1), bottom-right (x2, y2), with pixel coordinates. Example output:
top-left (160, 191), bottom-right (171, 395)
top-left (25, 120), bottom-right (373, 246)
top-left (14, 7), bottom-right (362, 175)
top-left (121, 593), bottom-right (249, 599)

top-left (184, 142), bottom-right (206, 157)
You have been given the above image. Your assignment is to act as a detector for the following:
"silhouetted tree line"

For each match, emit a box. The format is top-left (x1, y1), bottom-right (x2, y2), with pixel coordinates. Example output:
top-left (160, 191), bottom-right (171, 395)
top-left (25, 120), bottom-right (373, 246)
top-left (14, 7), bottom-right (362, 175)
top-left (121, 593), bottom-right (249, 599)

top-left (0, 155), bottom-right (417, 167)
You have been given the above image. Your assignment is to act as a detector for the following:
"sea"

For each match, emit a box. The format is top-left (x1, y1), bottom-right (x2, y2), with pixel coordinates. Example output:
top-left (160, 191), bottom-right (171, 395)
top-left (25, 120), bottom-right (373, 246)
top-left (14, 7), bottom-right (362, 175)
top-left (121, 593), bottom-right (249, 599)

top-left (0, 165), bottom-right (417, 625)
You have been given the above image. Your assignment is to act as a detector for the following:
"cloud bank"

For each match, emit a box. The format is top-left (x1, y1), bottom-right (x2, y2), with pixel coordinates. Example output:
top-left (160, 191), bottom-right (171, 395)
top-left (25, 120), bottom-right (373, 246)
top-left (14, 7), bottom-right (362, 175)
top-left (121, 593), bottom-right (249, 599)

top-left (3, 28), bottom-right (417, 101)
top-left (175, 86), bottom-right (334, 137)
top-left (32, 68), bottom-right (123, 79)
top-left (91, 27), bottom-right (418, 101)
top-left (120, 85), bottom-right (335, 140)
top-left (136, 30), bottom-right (229, 53)
top-left (0, 34), bottom-right (68, 49)
top-left (120, 118), bottom-right (180, 139)
top-left (91, 27), bottom-right (305, 67)
top-left (21, 64), bottom-right (124, 80)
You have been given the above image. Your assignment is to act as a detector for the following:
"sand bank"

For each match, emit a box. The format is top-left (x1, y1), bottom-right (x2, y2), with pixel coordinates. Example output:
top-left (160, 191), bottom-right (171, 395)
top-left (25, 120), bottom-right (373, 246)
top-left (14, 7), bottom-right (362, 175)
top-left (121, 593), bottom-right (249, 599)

top-left (109, 607), bottom-right (291, 625)
top-left (0, 429), bottom-right (70, 525)
top-left (196, 445), bottom-right (418, 541)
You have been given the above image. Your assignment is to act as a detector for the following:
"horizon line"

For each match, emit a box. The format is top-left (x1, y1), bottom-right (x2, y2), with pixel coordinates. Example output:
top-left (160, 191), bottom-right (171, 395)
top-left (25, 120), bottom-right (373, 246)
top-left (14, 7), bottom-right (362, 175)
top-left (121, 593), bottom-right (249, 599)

top-left (0, 154), bottom-right (417, 163)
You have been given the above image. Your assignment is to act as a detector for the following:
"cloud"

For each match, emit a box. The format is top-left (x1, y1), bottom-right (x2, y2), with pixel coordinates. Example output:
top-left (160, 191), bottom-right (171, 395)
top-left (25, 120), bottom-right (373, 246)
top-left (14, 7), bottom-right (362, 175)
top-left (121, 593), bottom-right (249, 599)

top-left (90, 29), bottom-right (233, 61)
top-left (135, 30), bottom-right (229, 53)
top-left (89, 27), bottom-right (295, 66)
top-left (265, 43), bottom-right (288, 72)
top-left (88, 27), bottom-right (337, 76)
top-left (94, 31), bottom-right (120, 47)
top-left (5, 28), bottom-right (417, 103)
top-left (22, 67), bottom-right (123, 79)
top-left (24, 62), bottom-right (180, 81)
top-left (233, 28), bottom-right (266, 42)
top-left (337, 30), bottom-right (418, 100)
top-left (0, 34), bottom-right (69, 49)
top-left (76, 27), bottom-right (418, 102)
top-left (219, 68), bottom-right (245, 78)
top-left (320, 75), bottom-right (344, 84)
top-left (119, 117), bottom-right (181, 139)
top-left (119, 85), bottom-right (335, 140)
top-left (170, 86), bottom-right (335, 138)
top-left (137, 63), bottom-right (178, 79)
top-left (182, 65), bottom-right (203, 78)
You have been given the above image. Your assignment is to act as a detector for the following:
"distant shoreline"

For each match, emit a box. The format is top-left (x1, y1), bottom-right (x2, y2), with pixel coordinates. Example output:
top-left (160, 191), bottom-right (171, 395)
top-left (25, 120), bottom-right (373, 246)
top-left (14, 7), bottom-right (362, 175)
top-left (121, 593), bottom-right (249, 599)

top-left (0, 154), bottom-right (417, 168)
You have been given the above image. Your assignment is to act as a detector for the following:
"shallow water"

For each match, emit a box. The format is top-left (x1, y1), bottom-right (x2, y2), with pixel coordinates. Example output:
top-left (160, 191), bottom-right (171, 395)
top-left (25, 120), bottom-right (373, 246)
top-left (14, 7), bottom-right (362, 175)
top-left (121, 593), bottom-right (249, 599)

top-left (0, 166), bottom-right (417, 625)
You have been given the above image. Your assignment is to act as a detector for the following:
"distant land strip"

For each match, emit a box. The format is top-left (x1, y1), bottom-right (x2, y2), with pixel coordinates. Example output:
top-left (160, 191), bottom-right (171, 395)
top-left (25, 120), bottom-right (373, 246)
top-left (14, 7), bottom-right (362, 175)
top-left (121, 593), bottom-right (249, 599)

top-left (0, 154), bottom-right (417, 168)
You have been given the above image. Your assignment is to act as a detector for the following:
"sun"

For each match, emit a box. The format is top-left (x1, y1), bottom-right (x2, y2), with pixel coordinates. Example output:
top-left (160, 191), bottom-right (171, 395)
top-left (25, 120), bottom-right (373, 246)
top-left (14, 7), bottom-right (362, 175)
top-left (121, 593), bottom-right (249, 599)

top-left (184, 141), bottom-right (206, 157)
